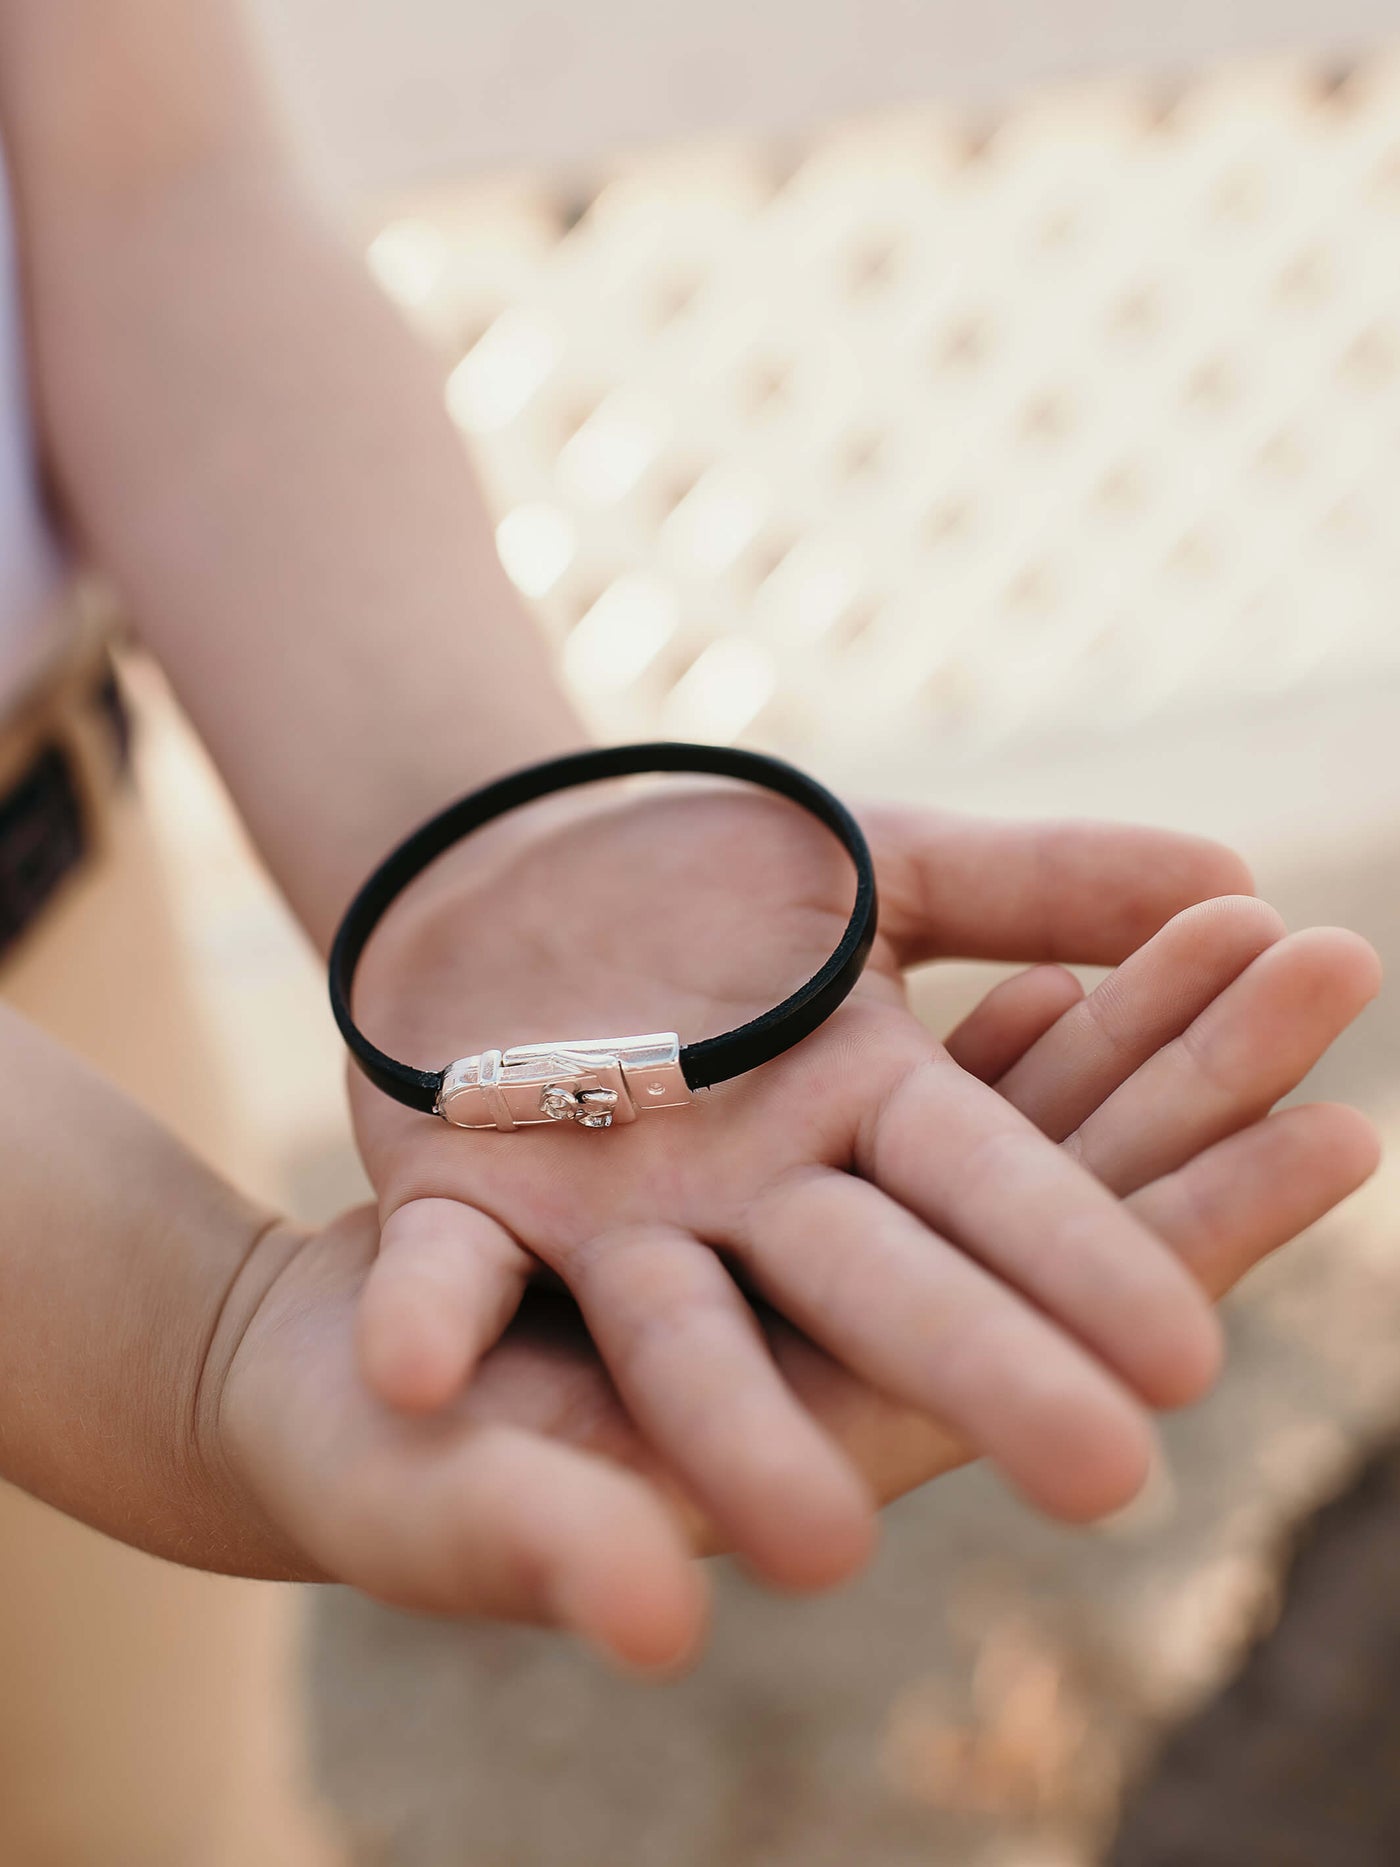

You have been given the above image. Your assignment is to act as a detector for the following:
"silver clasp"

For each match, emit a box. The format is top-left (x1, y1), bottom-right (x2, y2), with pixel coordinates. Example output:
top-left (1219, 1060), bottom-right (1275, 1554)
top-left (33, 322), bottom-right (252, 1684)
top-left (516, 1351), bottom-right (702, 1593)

top-left (435, 1032), bottom-right (693, 1132)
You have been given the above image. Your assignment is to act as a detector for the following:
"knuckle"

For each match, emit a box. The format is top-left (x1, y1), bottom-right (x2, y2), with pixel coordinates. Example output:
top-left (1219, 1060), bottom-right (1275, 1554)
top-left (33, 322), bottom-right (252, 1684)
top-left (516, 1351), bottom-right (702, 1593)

top-left (1174, 1011), bottom-right (1246, 1100)
top-left (962, 1122), bottom-right (1062, 1201)
top-left (854, 1052), bottom-right (943, 1180)
top-left (1079, 976), bottom-right (1148, 1066)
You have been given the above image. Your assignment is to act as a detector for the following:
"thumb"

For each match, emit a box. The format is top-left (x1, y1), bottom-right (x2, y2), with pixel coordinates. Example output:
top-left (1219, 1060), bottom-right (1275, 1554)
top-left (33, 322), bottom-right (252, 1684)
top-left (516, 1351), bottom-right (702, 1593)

top-left (358, 1198), bottom-right (532, 1413)
top-left (860, 801), bottom-right (1252, 968)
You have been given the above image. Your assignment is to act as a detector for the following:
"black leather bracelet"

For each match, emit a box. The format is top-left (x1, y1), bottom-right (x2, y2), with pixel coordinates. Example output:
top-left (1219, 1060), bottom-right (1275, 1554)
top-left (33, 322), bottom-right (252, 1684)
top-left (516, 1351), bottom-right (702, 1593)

top-left (328, 742), bottom-right (878, 1132)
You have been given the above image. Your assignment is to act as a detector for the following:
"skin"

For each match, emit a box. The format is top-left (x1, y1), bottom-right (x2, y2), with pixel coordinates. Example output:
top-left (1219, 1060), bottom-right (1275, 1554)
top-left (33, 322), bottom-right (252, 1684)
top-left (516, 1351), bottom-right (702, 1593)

top-left (320, 792), bottom-right (1377, 1666)
top-left (1, 804), bottom-right (1378, 1676)
top-left (0, 0), bottom-right (1382, 1672)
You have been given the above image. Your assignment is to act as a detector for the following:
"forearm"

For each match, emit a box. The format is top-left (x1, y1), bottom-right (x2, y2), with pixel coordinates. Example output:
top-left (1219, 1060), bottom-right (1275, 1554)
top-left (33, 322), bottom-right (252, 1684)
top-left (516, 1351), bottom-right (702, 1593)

top-left (0, 1002), bottom-right (306, 1576)
top-left (0, 0), bottom-right (582, 949)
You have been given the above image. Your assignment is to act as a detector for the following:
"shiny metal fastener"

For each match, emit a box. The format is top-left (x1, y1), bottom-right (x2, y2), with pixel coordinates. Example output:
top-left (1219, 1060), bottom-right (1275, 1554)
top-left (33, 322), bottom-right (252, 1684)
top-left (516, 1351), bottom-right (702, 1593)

top-left (435, 1032), bottom-right (693, 1132)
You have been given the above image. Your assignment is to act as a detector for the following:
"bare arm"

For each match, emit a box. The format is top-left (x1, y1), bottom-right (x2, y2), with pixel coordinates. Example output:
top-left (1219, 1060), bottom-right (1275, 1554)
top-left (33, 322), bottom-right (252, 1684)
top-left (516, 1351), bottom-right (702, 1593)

top-left (0, 1001), bottom-right (301, 1572)
top-left (0, 998), bottom-right (703, 1665)
top-left (0, 0), bottom-right (582, 949)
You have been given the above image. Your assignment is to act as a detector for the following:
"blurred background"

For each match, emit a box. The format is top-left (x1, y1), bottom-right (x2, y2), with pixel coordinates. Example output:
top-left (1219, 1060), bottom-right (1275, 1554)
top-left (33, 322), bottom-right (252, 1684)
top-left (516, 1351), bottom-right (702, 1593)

top-left (131, 1), bottom-right (1400, 1861)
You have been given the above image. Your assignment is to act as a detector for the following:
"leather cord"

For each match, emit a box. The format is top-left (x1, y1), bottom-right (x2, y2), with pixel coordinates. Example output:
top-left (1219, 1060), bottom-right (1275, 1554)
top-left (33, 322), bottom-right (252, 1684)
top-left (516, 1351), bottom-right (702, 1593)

top-left (328, 742), bottom-right (879, 1115)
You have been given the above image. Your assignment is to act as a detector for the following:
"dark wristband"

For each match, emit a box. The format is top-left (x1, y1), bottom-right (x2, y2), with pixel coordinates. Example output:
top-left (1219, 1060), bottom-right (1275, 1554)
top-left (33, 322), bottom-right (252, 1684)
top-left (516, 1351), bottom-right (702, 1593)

top-left (328, 742), bottom-right (878, 1132)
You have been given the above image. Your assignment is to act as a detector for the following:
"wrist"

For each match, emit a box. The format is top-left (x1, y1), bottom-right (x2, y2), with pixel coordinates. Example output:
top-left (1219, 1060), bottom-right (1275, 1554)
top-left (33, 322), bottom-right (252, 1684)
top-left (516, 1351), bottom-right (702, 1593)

top-left (185, 1216), bottom-right (332, 1583)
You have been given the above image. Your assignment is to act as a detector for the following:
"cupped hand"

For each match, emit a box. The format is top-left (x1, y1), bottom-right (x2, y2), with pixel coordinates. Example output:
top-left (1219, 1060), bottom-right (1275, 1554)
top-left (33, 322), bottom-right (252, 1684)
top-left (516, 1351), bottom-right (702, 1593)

top-left (208, 781), bottom-right (1376, 1666)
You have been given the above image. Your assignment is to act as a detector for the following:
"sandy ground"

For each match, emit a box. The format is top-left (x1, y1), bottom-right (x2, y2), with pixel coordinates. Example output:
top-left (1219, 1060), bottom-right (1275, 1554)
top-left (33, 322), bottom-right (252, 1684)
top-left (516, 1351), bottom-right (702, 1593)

top-left (1110, 1438), bottom-right (1400, 1867)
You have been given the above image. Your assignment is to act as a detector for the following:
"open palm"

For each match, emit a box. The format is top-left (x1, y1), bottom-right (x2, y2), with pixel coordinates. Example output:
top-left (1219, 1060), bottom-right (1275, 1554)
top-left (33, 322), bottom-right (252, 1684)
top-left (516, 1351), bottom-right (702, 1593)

top-left (216, 784), bottom-right (1378, 1669)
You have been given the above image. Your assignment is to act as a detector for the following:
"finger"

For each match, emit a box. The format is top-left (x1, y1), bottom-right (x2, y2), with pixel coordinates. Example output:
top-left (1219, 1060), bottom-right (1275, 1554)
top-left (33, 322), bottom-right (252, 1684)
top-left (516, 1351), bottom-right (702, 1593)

top-left (861, 1058), bottom-right (1223, 1409)
top-left (359, 1199), bottom-right (532, 1413)
top-left (334, 1420), bottom-right (707, 1673)
top-left (768, 1319), bottom-right (974, 1507)
top-left (762, 1102), bottom-right (1380, 1514)
top-left (739, 1167), bottom-right (1157, 1523)
top-left (1129, 1103), bottom-right (1381, 1298)
top-left (565, 1225), bottom-right (875, 1590)
top-left (997, 896), bottom-right (1285, 1139)
top-left (864, 805), bottom-right (1252, 969)
top-left (944, 964), bottom-right (1085, 1083)
top-left (1071, 928), bottom-right (1383, 1195)
top-left (461, 1286), bottom-right (966, 1554)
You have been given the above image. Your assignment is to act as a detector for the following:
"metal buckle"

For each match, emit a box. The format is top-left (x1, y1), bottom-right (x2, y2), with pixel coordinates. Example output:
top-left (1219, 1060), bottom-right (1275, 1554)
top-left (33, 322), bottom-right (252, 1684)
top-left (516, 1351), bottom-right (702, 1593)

top-left (435, 1032), bottom-right (693, 1132)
